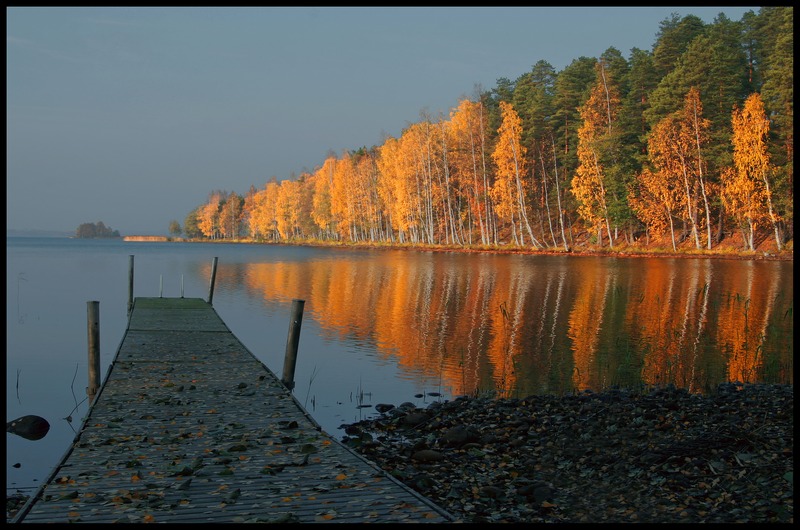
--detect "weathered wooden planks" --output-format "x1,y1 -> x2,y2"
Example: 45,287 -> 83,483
13,297 -> 453,523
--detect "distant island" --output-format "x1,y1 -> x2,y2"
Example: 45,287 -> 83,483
76,221 -> 121,239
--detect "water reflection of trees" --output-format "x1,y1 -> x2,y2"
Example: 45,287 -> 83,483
238,254 -> 792,397
625,259 -> 713,392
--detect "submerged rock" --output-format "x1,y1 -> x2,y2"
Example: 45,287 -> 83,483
6,415 -> 50,441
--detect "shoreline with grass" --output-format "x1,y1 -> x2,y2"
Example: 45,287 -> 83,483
154,235 -> 794,262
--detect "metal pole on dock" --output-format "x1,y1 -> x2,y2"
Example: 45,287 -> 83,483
128,255 -> 134,315
281,299 -> 305,391
208,256 -> 219,305
87,301 -> 100,402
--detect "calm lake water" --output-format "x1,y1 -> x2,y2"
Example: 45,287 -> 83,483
6,237 -> 794,493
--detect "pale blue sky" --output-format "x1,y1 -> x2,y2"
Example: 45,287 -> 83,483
7,6 -> 758,235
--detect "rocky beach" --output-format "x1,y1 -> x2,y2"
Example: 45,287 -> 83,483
341,383 -> 793,524
8,383 -> 792,523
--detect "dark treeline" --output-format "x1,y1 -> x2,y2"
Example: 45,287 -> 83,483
75,221 -> 120,239
178,8 -> 793,254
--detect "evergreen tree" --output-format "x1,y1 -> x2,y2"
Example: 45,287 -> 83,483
183,209 -> 202,239
652,13 -> 706,77
621,48 -> 659,171
512,60 -> 557,152
484,76 -> 515,146
168,220 -> 182,237
748,7 -> 793,237
647,15 -> 750,172
553,57 -> 597,183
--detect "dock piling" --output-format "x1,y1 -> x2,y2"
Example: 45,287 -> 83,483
87,301 -> 100,401
208,257 -> 219,305
128,255 -> 134,315
281,299 -> 305,391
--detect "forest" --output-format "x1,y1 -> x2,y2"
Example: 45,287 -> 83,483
177,8 -> 793,255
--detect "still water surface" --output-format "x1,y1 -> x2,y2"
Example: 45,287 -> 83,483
6,237 -> 793,492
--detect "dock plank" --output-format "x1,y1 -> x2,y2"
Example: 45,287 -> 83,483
13,298 -> 453,523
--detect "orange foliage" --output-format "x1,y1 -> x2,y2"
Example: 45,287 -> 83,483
197,192 -> 222,239
722,92 -> 781,250
570,62 -> 619,243
276,179 -> 300,240
490,101 -> 541,246
247,181 -> 280,239
311,157 -> 337,237
447,99 -> 492,245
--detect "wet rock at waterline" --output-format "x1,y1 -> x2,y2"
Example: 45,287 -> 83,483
6,415 -> 50,441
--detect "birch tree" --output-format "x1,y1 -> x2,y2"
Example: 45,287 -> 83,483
311,157 -> 337,240
197,192 -> 223,239
490,101 -> 542,247
721,93 -> 783,250
447,98 -> 492,245
682,88 -> 715,249
570,62 -> 617,248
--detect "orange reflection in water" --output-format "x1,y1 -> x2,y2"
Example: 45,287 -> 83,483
713,260 -> 787,384
623,258 -> 713,392
237,252 -> 792,398
567,259 -> 613,392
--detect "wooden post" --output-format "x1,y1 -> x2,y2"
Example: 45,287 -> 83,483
208,257 -> 219,305
159,275 -> 163,298
281,299 -> 305,391
181,275 -> 184,298
128,255 -> 134,315
87,301 -> 100,402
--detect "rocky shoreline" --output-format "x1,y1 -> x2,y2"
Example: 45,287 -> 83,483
340,383 -> 793,524
8,383 -> 792,523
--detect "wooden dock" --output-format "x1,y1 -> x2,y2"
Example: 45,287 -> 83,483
12,297 -> 454,523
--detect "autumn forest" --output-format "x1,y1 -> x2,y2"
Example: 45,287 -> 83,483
177,8 -> 793,255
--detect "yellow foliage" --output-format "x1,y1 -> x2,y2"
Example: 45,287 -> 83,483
721,93 -> 778,250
